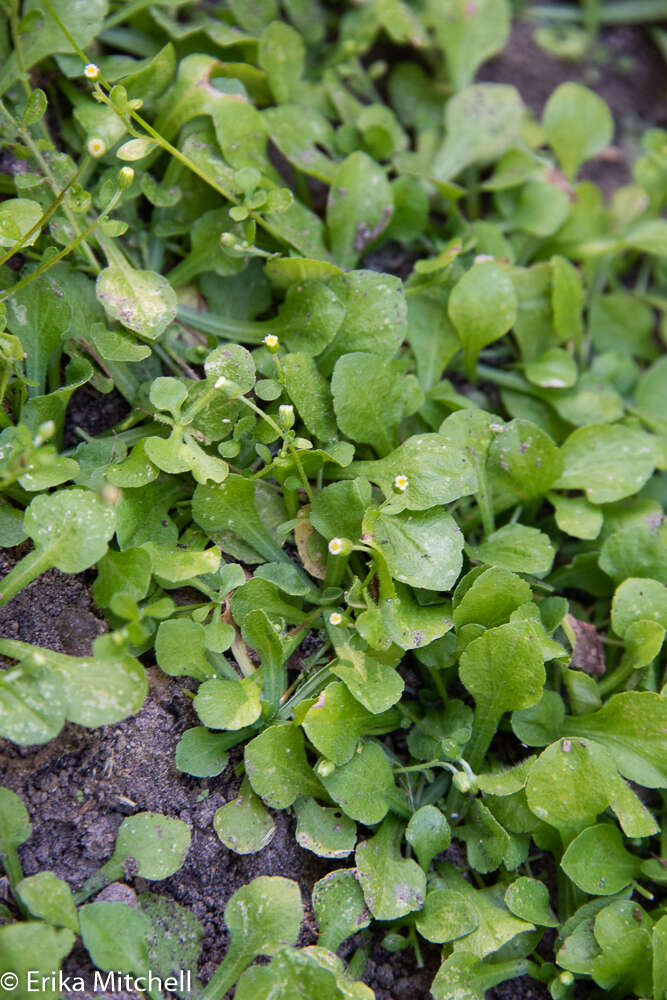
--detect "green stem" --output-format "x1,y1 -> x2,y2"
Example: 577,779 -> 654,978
475,461 -> 495,537
0,549 -> 52,608
0,190 -> 123,304
177,306 -> 269,343
596,659 -> 635,697
199,953 -> 247,1000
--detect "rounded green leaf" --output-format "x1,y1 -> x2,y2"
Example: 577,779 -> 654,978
504,877 -> 557,926
312,870 -> 370,952
556,425 -> 656,504
245,725 -> 323,809
194,677 -> 261,731
205,344 -> 256,393
326,152 -> 393,268
79,901 -> 150,975
294,797 -> 357,858
17,872 -> 78,932
0,198 -> 42,249
0,788 -> 32,854
102,813 -> 191,881
25,489 -> 116,574
471,524 -> 555,576
561,824 -> 641,895
175,727 -> 229,777
416,888 -> 478,944
369,507 -> 464,591
543,83 -> 613,180
96,264 -> 178,340
448,260 -> 518,380
0,665 -> 67,746
355,817 -> 426,921
214,778 -> 276,854
525,348 -> 577,389
460,621 -> 546,719
611,578 -> 667,637
525,739 -> 615,835
0,922 -> 75,1000
406,805 -> 451,872
318,740 -> 394,825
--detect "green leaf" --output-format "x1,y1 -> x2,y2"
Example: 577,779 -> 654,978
457,799 -> 510,874
406,805 -> 451,871
313,870 -> 370,952
427,0 -> 510,91
293,797 -> 357,858
611,578 -> 667,637
332,352 -> 423,456
24,488 -> 115,574
212,876 -> 303,990
453,566 -> 532,629
448,261 -> 518,381
460,622 -> 546,768
303,682 -> 382,766
562,691 -> 667,788
100,813 -> 191,881
332,639 -> 404,713
511,688 -> 565,747
97,262 -> 178,341
549,493 -> 602,540
561,824 -> 642,895
0,198 -> 43,249
347,434 -> 478,511
599,522 -> 667,585
79,901 -> 150,975
318,740 -> 395,825
259,20 -> 304,103
326,152 -> 393,268
193,475 -> 288,565
0,923 -> 75,1000
0,787 -> 32,855
525,739 -> 616,836
6,273 -> 71,397
525,348 -> 577,389
283,353 -> 337,441
366,507 -> 464,590
175,727 -> 229,778
321,270 -> 408,366
16,872 -> 78,932
245,725 -> 323,808
470,524 -> 555,576
543,83 -> 614,180
488,419 -> 563,503
92,547 -> 152,608
141,542 -> 221,583
355,816 -> 426,921
214,777 -> 276,854
504,877 -> 557,927
194,677 -> 262,731
138,893 -> 204,995
0,658 -> 69,745
433,84 -> 525,181
552,255 -> 584,349
156,618 -> 215,681
620,619 -> 665,671
416,889 -> 479,944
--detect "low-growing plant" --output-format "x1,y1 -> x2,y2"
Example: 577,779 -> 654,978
0,0 -> 665,997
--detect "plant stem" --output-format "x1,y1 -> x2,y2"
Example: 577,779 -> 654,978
0,549 -> 53,609
525,1 -> 667,23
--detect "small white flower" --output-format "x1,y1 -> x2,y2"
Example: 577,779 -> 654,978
328,537 -> 344,555
279,404 -> 293,419
474,253 -> 494,263
263,333 -> 279,350
394,474 -> 409,492
87,137 -> 107,158
329,612 -> 343,626
84,63 -> 100,80
489,423 -> 505,433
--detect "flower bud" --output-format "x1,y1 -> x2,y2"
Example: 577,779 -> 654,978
117,166 -> 134,189
278,404 -> 295,430
316,758 -> 335,778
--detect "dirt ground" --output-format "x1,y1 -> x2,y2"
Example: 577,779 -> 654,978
1,16 -> 665,1000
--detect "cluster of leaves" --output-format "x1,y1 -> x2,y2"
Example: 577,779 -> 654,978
0,1 -> 666,998
0,786 -> 372,1000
